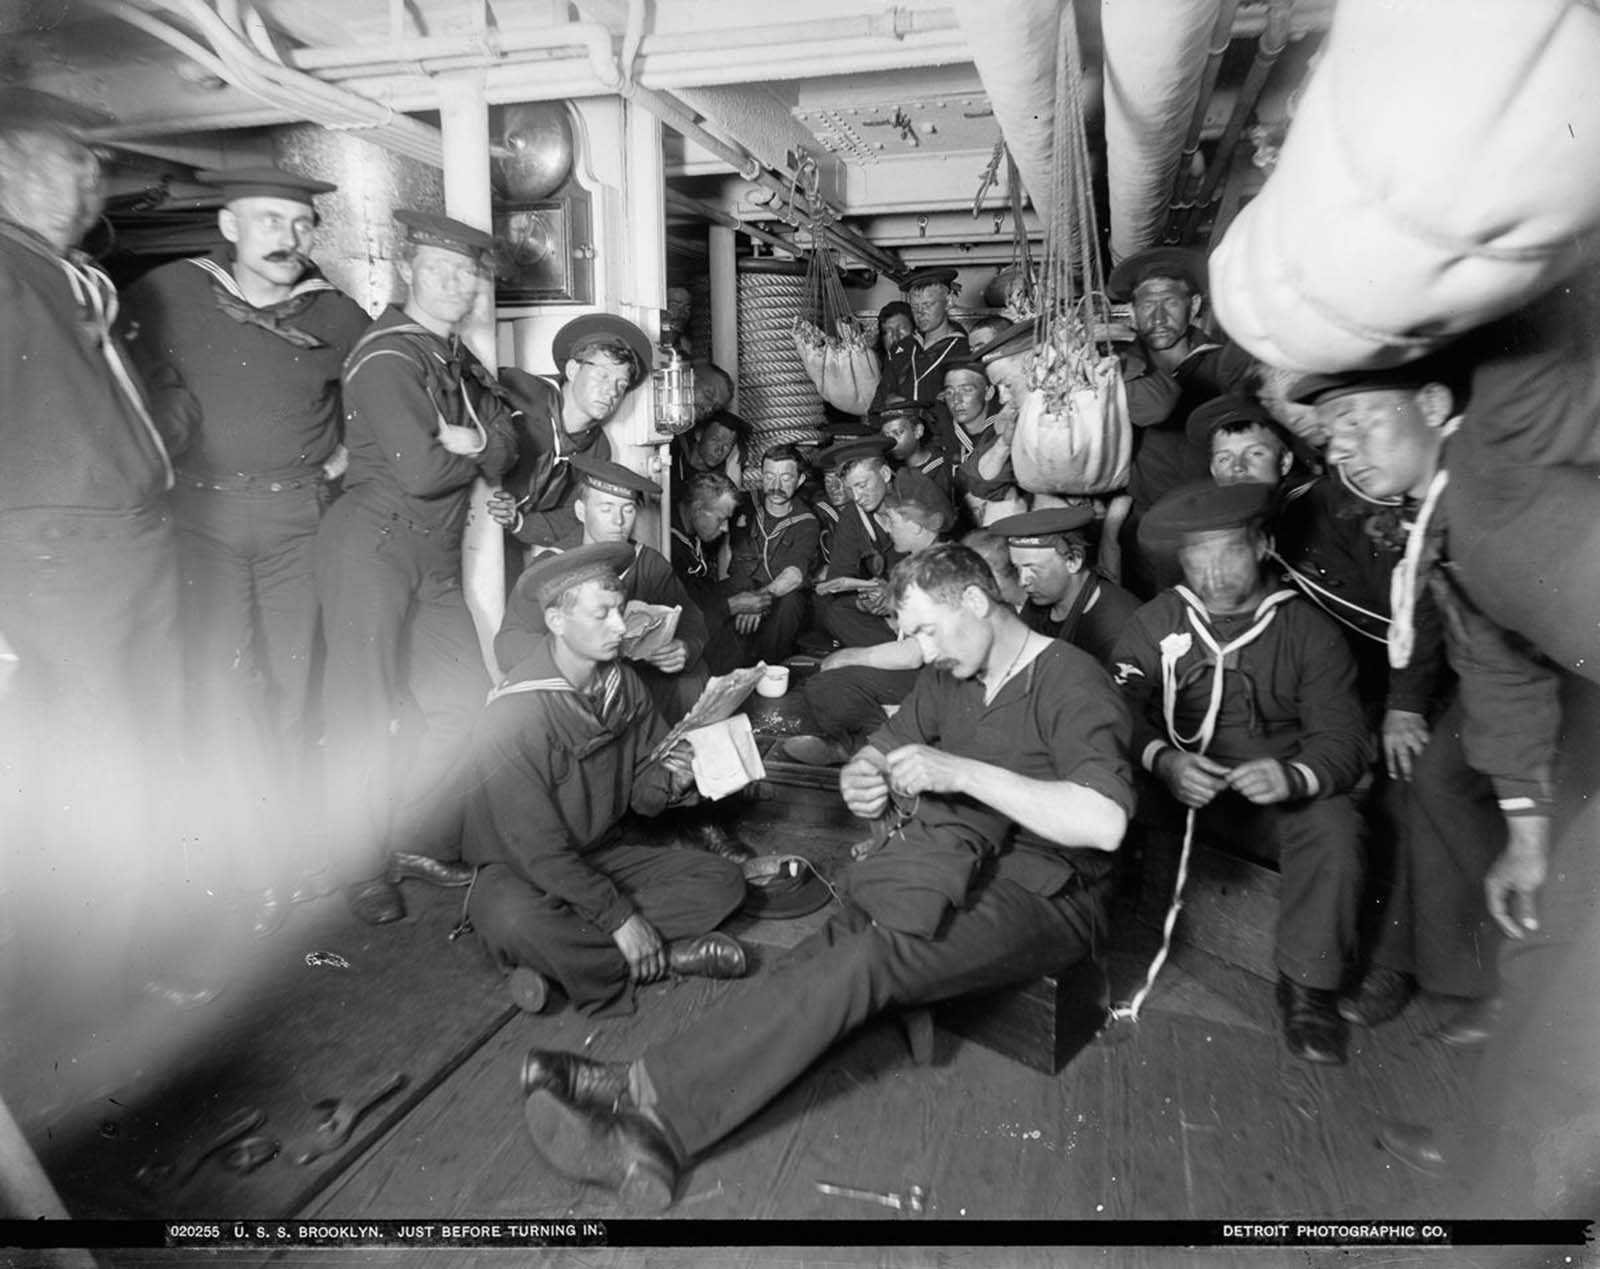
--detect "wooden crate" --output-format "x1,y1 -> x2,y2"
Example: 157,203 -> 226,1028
1136,830 -> 1281,983
908,958 -> 1110,1075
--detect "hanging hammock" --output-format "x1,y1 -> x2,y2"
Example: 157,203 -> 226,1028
1010,2 -> 1132,497
793,226 -> 881,416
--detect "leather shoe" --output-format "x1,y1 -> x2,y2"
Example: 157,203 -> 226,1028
1338,966 -> 1415,1027
688,821 -> 755,864
521,1048 -> 631,1112
1277,975 -> 1347,1065
388,852 -> 476,888
1376,1120 -> 1449,1177
1432,995 -> 1501,1050
345,878 -> 405,925
521,1087 -> 678,1212
667,932 -> 747,979
776,735 -> 850,767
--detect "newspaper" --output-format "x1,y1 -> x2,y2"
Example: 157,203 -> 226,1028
619,600 -> 681,660
683,713 -> 767,800
645,662 -> 768,768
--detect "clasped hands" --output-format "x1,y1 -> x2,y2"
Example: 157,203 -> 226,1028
841,744 -> 968,820
1156,750 -> 1293,809
728,589 -> 772,634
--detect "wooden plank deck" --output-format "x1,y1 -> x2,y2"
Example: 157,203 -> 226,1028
9,779 -> 1514,1269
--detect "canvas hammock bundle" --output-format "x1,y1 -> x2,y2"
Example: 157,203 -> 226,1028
1011,2 -> 1132,497
793,228 -> 881,416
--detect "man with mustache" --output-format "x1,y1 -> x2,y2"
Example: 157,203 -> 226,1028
488,313 -> 653,552
461,544 -> 748,1017
119,167 -> 370,936
314,210 -> 519,926
1105,248 -> 1253,598
721,444 -> 819,666
514,543 -> 1133,1209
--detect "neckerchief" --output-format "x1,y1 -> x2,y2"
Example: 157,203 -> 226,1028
487,645 -> 637,760
1387,430 -> 1458,669
1161,586 -> 1298,755
671,523 -> 709,579
345,318 -> 496,454
189,256 -> 334,349
51,238 -> 175,491
751,501 -> 816,582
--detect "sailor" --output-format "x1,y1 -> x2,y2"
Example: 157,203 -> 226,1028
462,544 -> 749,1016
1112,481 -> 1371,1064
314,209 -> 518,926
496,454 -> 709,725
988,505 -> 1139,669
812,434 -> 901,648
488,313 -> 654,551
780,468 -> 958,766
119,165 -> 370,932
721,443 -> 820,666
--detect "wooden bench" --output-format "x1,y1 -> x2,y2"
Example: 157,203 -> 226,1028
900,958 -> 1109,1075
1133,828 -> 1282,983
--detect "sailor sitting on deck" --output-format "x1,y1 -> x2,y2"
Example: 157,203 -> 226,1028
461,544 -> 749,1017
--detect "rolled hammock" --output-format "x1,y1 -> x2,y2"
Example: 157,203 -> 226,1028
1209,0 -> 1600,373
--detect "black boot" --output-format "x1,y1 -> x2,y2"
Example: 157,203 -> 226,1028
1277,974 -> 1347,1064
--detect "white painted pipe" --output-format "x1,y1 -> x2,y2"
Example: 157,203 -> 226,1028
1101,0 -> 1221,261
951,0 -> 1064,228
1210,0 -> 1600,372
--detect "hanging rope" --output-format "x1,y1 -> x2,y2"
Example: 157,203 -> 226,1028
793,193 -> 880,414
1011,1 -> 1132,497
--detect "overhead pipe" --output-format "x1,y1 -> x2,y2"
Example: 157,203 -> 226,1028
1161,0 -> 1240,242
666,188 -> 801,258
90,0 -> 445,166
618,81 -> 906,279
1102,0 -> 1222,260
949,0 -> 1064,228
1174,0 -> 1290,241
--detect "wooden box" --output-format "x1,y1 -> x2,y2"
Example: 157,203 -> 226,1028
916,958 -> 1110,1075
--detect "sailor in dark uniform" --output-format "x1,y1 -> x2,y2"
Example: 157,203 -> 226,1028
313,210 -> 518,926
873,266 -> 970,431
1286,346 -> 1599,1213
876,397 -> 952,503
487,313 -> 654,551
1107,248 -> 1253,598
1113,482 -> 1372,1065
668,468 -> 741,674
722,443 -> 820,666
119,166 -> 370,931
813,434 -> 902,648
780,468 -> 958,766
462,544 -> 749,1018
496,455 -> 709,725
988,505 -> 1139,669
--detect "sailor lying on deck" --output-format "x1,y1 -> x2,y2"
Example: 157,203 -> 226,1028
516,542 -> 1134,1210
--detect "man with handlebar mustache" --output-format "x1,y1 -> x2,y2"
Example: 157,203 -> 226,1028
119,167 -> 370,937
